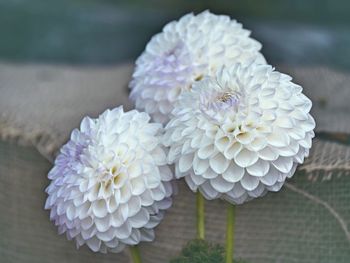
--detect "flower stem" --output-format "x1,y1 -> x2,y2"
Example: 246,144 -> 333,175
129,245 -> 142,263
225,203 -> 235,263
196,191 -> 205,239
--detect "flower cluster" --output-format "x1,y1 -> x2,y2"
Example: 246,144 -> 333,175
45,10 -> 315,256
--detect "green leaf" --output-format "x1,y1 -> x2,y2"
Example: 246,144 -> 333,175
169,239 -> 249,263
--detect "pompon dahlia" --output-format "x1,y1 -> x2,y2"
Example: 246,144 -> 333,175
45,107 -> 173,253
163,62 -> 315,204
130,10 -> 266,124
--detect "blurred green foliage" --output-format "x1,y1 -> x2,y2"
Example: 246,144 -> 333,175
170,239 -> 225,263
0,0 -> 349,68
115,0 -> 350,24
170,239 -> 249,263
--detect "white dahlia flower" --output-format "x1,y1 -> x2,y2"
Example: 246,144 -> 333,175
130,10 -> 266,124
163,62 -> 315,204
45,107 -> 173,253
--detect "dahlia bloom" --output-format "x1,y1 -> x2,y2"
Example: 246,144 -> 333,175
45,107 -> 173,253
130,10 -> 266,124
163,62 -> 315,204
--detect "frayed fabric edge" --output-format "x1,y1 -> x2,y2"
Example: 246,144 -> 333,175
1,116 -> 350,182
0,117 -> 63,163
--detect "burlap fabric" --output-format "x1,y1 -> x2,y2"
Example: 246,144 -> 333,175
0,62 -> 349,262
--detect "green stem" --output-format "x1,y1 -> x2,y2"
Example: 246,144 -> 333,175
129,245 -> 142,263
196,191 -> 205,239
225,203 -> 235,263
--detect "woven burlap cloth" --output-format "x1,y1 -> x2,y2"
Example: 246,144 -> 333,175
0,62 -> 349,263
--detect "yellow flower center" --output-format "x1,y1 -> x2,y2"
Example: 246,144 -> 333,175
217,92 -> 234,103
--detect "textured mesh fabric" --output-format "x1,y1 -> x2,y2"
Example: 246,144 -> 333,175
0,62 -> 349,262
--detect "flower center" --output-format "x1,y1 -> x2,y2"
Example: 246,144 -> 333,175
211,91 -> 241,111
158,42 -> 186,68
98,165 -> 120,185
198,89 -> 245,123
152,41 -> 195,89
217,92 -> 235,103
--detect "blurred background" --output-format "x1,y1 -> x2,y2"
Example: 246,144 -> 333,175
1,0 -> 349,69
1,1 -> 350,263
